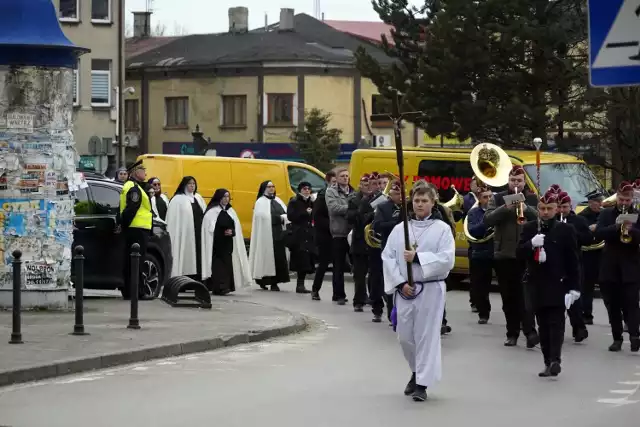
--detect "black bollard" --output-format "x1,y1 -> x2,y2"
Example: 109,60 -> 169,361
9,250 -> 23,344
127,243 -> 141,330
71,246 -> 89,336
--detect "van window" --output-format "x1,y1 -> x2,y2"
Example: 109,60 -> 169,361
287,166 -> 326,193
524,163 -> 605,205
417,160 -> 475,201
90,184 -> 121,215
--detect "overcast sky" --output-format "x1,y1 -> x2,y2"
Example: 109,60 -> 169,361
125,0 -> 419,35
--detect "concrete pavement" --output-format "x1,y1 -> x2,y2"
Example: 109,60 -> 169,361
0,280 -> 638,427
0,298 -> 306,387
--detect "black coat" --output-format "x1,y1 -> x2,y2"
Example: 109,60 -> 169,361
518,219 -> 580,308
372,200 -> 402,250
563,212 -> 593,248
594,206 -> 640,284
312,188 -> 331,247
287,195 -> 316,273
347,191 -> 374,255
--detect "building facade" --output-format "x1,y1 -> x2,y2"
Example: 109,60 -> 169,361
124,9 -> 423,157
53,0 -> 120,171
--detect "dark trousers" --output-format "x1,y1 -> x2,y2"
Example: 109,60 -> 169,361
568,299 -> 587,334
368,251 -> 385,316
581,251 -> 600,321
352,253 -> 369,306
331,237 -> 350,300
123,227 -> 150,297
600,282 -> 640,341
312,235 -> 332,293
495,258 -> 536,339
536,306 -> 566,366
470,258 -> 493,319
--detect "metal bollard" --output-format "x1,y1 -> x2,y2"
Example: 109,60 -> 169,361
9,250 -> 23,344
71,246 -> 89,336
127,243 -> 141,330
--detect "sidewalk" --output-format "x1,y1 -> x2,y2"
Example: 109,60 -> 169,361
0,298 -> 307,387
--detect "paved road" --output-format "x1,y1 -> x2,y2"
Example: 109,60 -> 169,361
1,281 -> 639,427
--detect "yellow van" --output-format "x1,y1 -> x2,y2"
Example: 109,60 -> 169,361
349,147 -> 607,280
137,154 -> 327,237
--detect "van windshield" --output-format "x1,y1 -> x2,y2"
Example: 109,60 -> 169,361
287,166 -> 327,193
523,163 -> 605,205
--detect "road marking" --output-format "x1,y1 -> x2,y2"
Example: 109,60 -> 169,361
55,376 -> 104,384
609,389 -> 637,394
132,366 -> 149,371
156,361 -> 177,366
599,371 -> 640,407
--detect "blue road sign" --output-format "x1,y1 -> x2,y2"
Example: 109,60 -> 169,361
588,0 -> 640,87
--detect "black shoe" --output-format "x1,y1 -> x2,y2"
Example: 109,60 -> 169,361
441,325 -> 452,335
526,333 -> 540,349
296,287 -> 311,294
259,284 -> 268,290
549,361 -> 561,377
538,366 -> 552,377
631,337 -> 640,352
270,285 -> 280,292
404,373 -> 416,395
574,328 -> 588,343
139,294 -> 154,301
336,299 -> 346,306
412,385 -> 427,402
311,291 -> 321,301
354,305 -> 364,312
478,318 -> 489,325
609,340 -> 623,352
372,315 -> 382,323
504,337 -> 518,347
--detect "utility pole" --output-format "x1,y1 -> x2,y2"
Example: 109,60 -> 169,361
117,0 -> 125,168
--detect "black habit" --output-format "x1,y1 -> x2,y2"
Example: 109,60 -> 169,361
287,194 -> 316,274
208,207 -> 236,295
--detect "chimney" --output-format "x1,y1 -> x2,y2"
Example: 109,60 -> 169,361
228,7 -> 249,33
132,11 -> 152,38
279,8 -> 294,31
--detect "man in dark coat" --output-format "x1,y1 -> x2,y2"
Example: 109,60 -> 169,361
311,171 -> 337,300
484,165 -> 540,348
594,181 -> 640,353
518,189 -> 580,377
557,191 -> 590,343
578,190 -> 604,324
347,174 -> 374,311
287,181 -> 315,294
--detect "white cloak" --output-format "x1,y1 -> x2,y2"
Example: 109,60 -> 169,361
151,193 -> 170,223
166,193 -> 206,277
382,218 -> 455,388
200,205 -> 251,288
248,195 -> 287,280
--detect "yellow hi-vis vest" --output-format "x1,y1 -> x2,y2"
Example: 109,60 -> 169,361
120,180 -> 153,230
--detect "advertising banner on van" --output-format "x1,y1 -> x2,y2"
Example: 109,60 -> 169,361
403,175 -> 473,192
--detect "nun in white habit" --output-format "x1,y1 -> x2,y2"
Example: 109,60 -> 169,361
248,180 -> 290,291
201,188 -> 251,295
382,180 -> 455,402
166,176 -> 207,278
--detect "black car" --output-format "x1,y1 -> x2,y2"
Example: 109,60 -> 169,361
72,175 -> 172,298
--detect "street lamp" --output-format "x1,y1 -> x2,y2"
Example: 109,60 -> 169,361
0,0 -> 88,309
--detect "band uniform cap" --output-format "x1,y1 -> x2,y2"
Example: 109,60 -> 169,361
547,184 -> 562,194
557,191 -> 571,205
633,179 -> 640,189
540,190 -> 558,204
360,173 -> 371,182
510,165 -> 525,176
617,181 -> 634,194
390,181 -> 401,192
585,190 -> 604,201
126,160 -> 145,174
370,171 -> 380,179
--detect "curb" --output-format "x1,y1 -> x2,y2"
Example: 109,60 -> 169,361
0,314 -> 308,388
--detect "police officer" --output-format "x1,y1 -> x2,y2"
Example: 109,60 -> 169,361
119,160 -> 153,300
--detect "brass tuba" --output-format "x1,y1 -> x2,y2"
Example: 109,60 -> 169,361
364,177 -> 396,248
463,143 -> 512,243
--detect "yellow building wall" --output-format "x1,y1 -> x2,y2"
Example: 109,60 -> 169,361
361,78 -> 422,147
144,77 -> 259,153
304,75 -> 355,143
262,76 -> 298,143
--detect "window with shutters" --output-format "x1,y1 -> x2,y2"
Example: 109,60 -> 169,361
125,99 -> 139,131
91,59 -> 111,107
165,97 -> 189,128
91,0 -> 111,23
267,94 -> 294,126
72,69 -> 79,106
222,95 -> 247,127
59,0 -> 80,21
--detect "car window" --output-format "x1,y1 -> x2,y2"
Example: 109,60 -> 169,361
90,184 -> 121,215
74,188 -> 92,215
287,166 -> 326,193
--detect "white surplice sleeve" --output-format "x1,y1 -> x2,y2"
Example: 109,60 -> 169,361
415,223 -> 455,280
382,224 -> 406,294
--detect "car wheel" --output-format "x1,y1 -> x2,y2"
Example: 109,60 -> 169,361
142,253 -> 163,298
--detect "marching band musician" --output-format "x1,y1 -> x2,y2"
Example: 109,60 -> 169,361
382,180 -> 455,402
347,174 -> 374,312
484,165 -> 540,347
466,184 -> 494,324
372,181 -> 403,323
594,181 -> 640,353
517,189 -> 580,378
556,191 -> 590,343
578,190 -> 604,325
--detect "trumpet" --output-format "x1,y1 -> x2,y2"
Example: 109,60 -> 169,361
620,205 -> 633,244
515,188 -> 526,225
